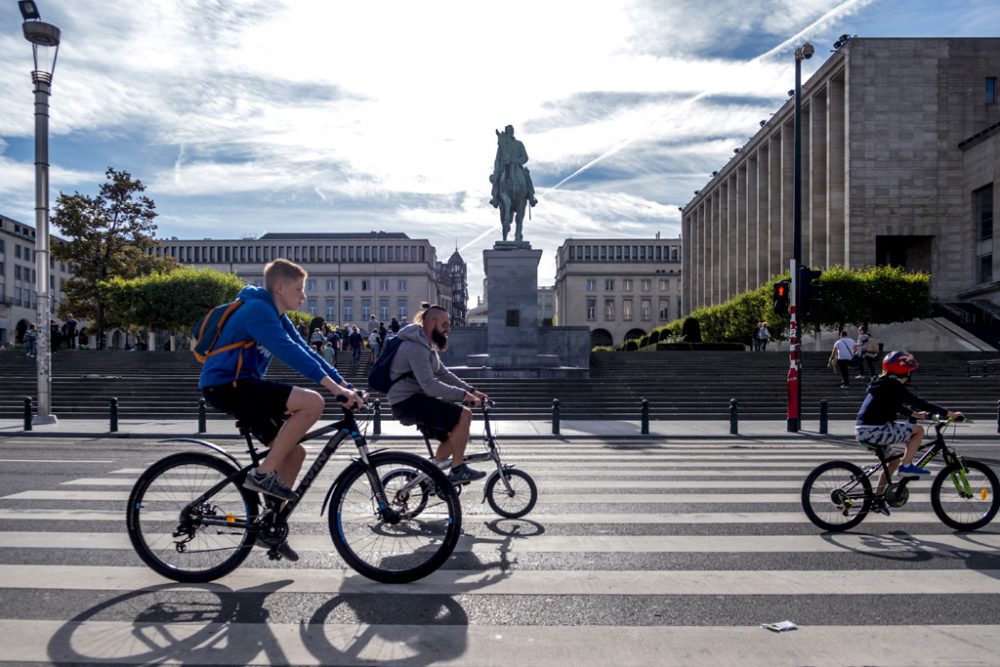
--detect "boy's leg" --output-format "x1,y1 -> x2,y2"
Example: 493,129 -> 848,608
256,387 -> 324,485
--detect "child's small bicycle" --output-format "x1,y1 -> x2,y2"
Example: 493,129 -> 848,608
386,400 -> 538,519
802,417 -> 1000,531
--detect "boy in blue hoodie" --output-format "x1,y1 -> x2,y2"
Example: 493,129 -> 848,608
200,259 -> 362,514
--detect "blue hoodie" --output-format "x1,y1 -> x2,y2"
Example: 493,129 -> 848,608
198,285 -> 344,388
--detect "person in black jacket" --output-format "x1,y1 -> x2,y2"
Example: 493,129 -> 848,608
855,351 -> 963,515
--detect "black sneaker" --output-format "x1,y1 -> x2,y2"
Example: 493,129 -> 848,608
256,536 -> 299,562
448,464 -> 486,484
874,498 -> 892,517
244,470 -> 297,501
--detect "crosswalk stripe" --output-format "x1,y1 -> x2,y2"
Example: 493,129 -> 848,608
3,619 -> 999,667
3,531 -> 999,553
3,564 -> 999,596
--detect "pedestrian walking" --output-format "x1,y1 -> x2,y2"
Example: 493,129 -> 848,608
830,330 -> 857,388
24,324 -> 37,358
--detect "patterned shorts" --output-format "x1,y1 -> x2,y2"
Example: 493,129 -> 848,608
855,421 -> 913,456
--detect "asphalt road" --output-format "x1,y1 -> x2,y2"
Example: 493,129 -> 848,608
1,434 -> 999,666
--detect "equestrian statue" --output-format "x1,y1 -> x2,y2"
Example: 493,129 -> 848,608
489,124 -> 537,243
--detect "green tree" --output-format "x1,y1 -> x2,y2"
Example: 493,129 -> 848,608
51,167 -> 176,348
98,268 -> 243,344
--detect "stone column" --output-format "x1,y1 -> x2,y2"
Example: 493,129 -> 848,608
737,164 -> 748,293
711,189 -> 722,305
809,88 -> 828,269
756,146 -> 769,284
718,183 -> 729,304
780,121 -> 795,273
768,133 -> 783,278
827,72 -> 847,267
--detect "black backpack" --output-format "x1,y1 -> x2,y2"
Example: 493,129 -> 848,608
367,335 -> 413,393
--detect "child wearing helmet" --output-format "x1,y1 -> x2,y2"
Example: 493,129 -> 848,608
855,351 -> 963,515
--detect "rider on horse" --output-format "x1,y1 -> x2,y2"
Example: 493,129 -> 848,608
489,125 -> 538,208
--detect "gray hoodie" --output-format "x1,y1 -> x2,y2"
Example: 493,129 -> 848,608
386,323 -> 472,406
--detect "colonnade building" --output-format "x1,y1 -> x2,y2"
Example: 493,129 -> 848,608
681,38 -> 1000,315
553,237 -> 682,347
155,232 -> 468,326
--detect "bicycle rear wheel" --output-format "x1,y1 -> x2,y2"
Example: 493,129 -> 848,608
328,451 -> 461,584
127,452 -> 259,582
801,460 -> 872,531
486,468 -> 537,519
930,460 -> 1000,531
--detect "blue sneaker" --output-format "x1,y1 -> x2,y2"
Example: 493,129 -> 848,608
898,463 -> 930,476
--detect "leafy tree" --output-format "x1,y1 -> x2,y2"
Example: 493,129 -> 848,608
99,268 -> 243,344
51,167 -> 176,348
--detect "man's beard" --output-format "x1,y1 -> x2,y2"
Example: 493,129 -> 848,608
431,328 -> 448,351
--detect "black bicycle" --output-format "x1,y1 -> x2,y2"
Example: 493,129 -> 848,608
802,417 -> 1000,531
126,396 -> 462,584
386,400 -> 538,519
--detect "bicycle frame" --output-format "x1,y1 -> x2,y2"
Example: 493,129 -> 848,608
857,420 -> 970,497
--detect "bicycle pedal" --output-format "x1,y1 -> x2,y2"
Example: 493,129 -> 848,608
266,547 -> 283,561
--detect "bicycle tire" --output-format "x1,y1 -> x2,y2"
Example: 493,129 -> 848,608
127,452 -> 259,583
930,459 -> 1000,531
379,468 -> 431,518
328,451 -> 461,584
485,468 -> 537,519
801,460 -> 872,531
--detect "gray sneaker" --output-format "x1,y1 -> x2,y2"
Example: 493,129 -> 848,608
448,464 -> 486,484
244,470 -> 297,501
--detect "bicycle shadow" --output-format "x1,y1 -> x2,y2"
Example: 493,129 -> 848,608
46,579 -> 295,666
820,529 -> 1000,570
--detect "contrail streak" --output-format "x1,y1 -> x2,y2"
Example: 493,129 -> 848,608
459,0 -> 876,255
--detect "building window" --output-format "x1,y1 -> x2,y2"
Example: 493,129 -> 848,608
975,184 -> 993,284
641,278 -> 651,292
397,299 -> 408,318
398,279 -> 407,291
361,298 -> 372,319
306,279 -> 316,292
586,298 -> 596,321
307,298 -> 318,315
623,279 -> 633,292
361,279 -> 371,292
343,279 -> 352,291
604,298 -> 615,321
379,299 -> 390,320
604,279 -> 614,291
326,279 -> 335,291
586,278 -> 596,291
659,279 -> 668,291
379,278 -> 390,291
326,300 -> 336,321
641,299 -> 652,321
659,299 -> 670,321
987,77 -> 998,105
622,299 -> 633,321
343,299 -> 354,321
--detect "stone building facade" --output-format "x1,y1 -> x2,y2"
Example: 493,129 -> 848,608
155,232 -> 465,326
681,38 -> 1000,314
553,237 -> 682,347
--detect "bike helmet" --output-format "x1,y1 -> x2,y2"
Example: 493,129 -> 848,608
882,350 -> 918,376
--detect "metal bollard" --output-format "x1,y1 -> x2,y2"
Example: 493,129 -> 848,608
373,399 -> 382,436
819,399 -> 829,434
110,397 -> 119,433
729,398 -> 738,435
198,397 -> 207,433
641,398 -> 649,435
23,396 -> 32,431
552,398 -> 560,435
996,399 -> 999,434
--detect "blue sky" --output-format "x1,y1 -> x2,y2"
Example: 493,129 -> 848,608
0,0 -> 997,303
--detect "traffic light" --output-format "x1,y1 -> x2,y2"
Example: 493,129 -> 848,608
798,266 -> 823,319
772,280 -> 790,316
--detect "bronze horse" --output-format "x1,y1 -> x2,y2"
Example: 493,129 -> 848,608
496,161 -> 528,243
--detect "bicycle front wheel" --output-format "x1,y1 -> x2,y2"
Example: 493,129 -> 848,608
126,452 -> 259,583
486,468 -> 537,519
930,459 -> 1000,531
801,460 -> 872,531
329,451 -> 462,584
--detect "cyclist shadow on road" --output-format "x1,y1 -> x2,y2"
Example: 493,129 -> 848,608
46,579 -> 297,666
820,529 -> 1000,571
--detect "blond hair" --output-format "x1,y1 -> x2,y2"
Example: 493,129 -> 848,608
263,258 -> 307,292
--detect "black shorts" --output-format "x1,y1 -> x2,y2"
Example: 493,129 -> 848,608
391,393 -> 464,442
202,378 -> 293,445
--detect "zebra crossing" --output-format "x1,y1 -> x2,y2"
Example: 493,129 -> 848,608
1,436 -> 999,665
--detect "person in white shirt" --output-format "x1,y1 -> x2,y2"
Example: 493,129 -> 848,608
829,330 -> 857,388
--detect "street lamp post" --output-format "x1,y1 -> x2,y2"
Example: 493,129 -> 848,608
20,0 -> 60,425
786,42 -> 813,433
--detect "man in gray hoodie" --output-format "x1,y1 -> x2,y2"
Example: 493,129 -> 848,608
387,305 -> 489,483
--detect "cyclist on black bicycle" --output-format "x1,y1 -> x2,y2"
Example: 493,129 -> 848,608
855,350 -> 962,515
386,304 -> 489,483
200,259 -> 363,557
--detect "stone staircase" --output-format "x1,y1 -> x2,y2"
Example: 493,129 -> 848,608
0,349 -> 997,423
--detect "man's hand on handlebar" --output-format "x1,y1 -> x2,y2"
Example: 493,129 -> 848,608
336,386 -> 365,411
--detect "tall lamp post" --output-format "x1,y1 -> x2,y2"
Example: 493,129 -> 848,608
20,0 -> 60,425
786,41 -> 813,432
